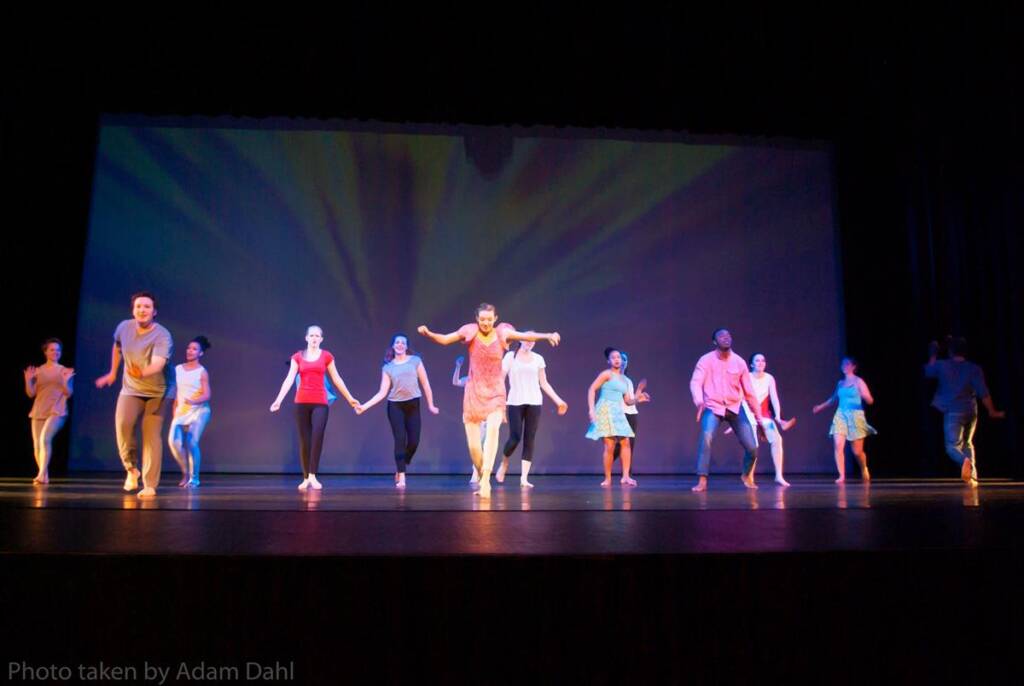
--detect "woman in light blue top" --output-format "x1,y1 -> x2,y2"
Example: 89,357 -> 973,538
587,347 -> 647,487
813,356 -> 876,483
357,334 -> 439,488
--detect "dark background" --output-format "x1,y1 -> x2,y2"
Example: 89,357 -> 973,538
3,9 -> 1022,479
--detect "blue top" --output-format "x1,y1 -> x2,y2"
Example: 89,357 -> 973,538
925,359 -> 989,414
836,382 -> 863,411
597,373 -> 629,405
384,356 -> 423,402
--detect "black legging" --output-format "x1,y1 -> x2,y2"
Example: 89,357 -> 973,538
503,404 -> 542,462
612,413 -> 638,462
387,398 -> 421,473
295,403 -> 329,477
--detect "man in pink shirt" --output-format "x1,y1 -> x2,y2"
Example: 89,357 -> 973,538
689,328 -> 763,492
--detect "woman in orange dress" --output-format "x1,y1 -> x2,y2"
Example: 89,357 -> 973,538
418,303 -> 560,498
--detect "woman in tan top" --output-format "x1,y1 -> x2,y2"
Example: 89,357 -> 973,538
24,338 -> 74,484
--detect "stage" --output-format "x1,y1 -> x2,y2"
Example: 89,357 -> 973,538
3,473 -> 1023,682
2,474 -> 1022,556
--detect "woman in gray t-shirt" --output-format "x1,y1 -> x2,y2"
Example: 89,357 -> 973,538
356,334 -> 439,488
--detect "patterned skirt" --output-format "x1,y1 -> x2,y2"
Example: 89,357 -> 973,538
586,398 -> 635,440
829,409 -> 877,441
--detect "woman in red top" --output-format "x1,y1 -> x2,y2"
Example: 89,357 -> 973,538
270,325 -> 360,490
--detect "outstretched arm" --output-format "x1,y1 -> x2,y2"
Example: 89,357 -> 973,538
813,385 -> 838,414
327,361 -> 359,407
357,371 -> 391,414
740,368 -> 764,422
24,367 -> 37,398
587,370 -> 611,423
452,357 -> 467,387
505,329 -> 561,347
981,396 -> 1005,419
271,359 -> 299,411
538,368 -> 568,414
769,375 -> 782,419
418,325 -> 463,346
857,377 -> 874,405
131,355 -> 167,379
60,369 -> 75,398
96,344 -> 122,388
417,363 -> 439,414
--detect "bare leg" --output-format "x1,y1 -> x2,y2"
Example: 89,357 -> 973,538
833,434 -> 847,483
31,419 -> 45,480
764,420 -> 790,487
496,457 -> 510,483
520,459 -> 534,488
851,439 -> 869,481
464,422 -> 484,475
619,439 -> 637,486
601,438 -> 614,486
478,411 -> 502,498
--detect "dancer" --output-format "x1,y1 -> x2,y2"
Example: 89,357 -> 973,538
813,356 -> 876,483
24,338 -> 74,484
355,334 -> 439,489
612,351 -> 650,466
496,338 -> 569,488
95,291 -> 173,498
739,353 -> 796,487
418,303 -> 560,498
689,328 -> 763,492
925,337 -> 1004,486
270,325 -> 360,491
587,347 -> 646,487
454,356 -> 490,485
168,336 -> 212,488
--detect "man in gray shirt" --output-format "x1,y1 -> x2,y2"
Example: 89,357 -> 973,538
925,337 -> 1004,486
95,291 -> 174,498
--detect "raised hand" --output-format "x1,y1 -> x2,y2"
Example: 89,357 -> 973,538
23,366 -> 37,382
417,325 -> 431,337
548,332 -> 561,347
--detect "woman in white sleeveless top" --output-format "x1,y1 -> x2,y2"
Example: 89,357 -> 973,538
168,336 -> 212,487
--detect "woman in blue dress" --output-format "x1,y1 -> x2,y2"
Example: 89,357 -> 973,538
813,356 -> 876,483
587,347 -> 648,487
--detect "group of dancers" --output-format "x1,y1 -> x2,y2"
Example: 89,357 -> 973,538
23,294 -> 1005,497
